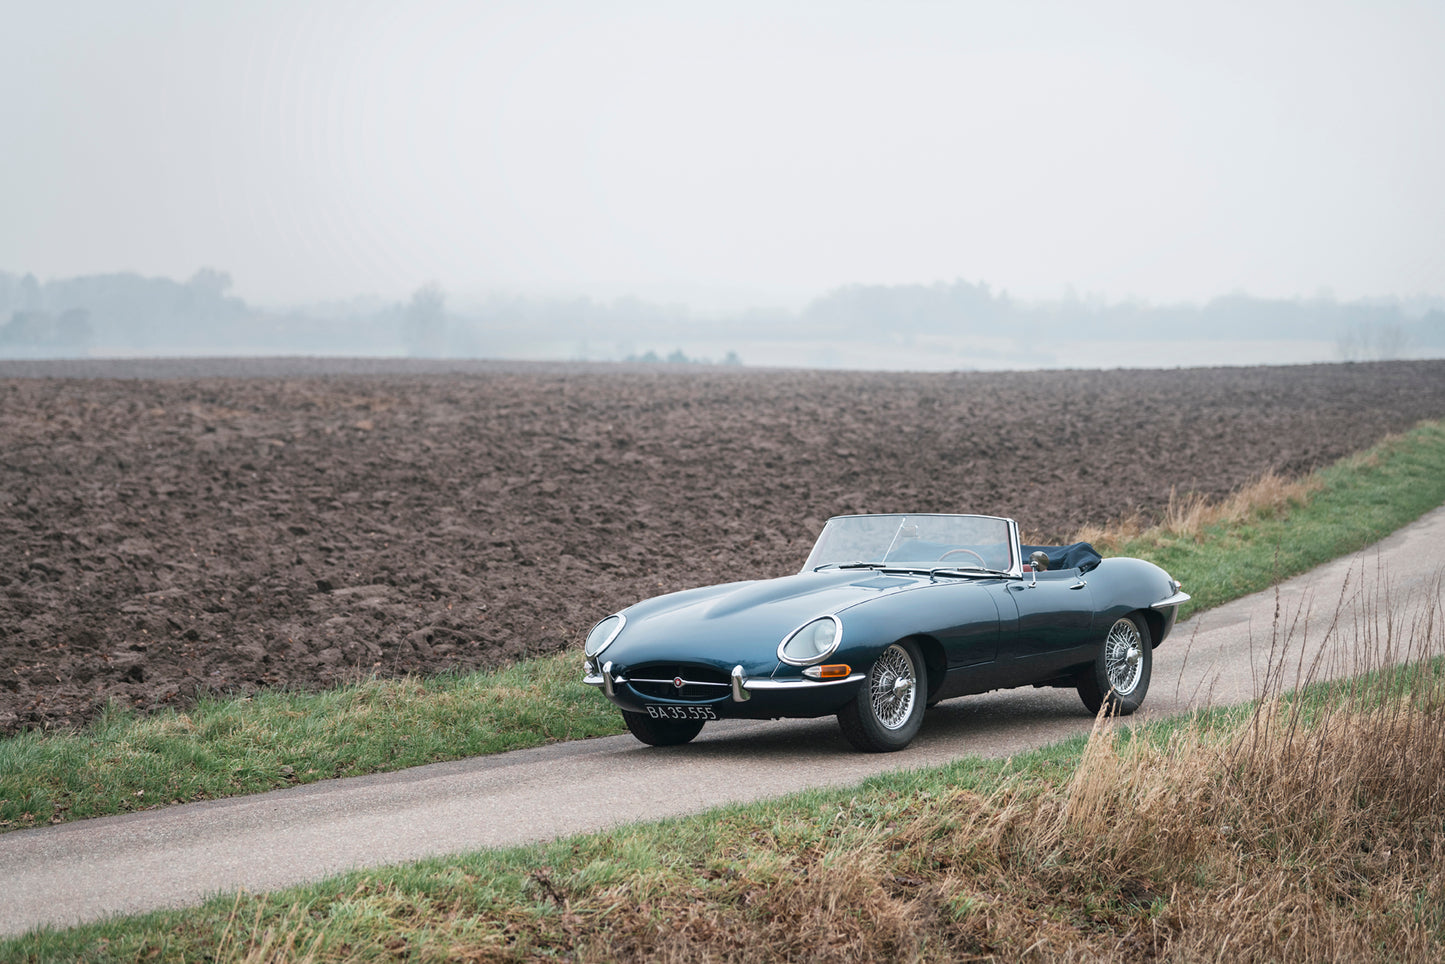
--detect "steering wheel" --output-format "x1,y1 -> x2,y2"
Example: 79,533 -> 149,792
937,547 -> 988,567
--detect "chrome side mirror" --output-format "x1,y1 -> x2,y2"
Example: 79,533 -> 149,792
1028,550 -> 1049,587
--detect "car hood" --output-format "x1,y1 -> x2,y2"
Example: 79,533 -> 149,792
605,569 -> 937,670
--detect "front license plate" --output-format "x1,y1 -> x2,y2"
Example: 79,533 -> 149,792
644,705 -> 718,721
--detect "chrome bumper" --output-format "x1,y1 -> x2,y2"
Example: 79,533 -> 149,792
584,660 -> 864,703
1150,591 -> 1191,610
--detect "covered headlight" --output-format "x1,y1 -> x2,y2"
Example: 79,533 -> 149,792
584,614 -> 625,658
779,616 -> 842,665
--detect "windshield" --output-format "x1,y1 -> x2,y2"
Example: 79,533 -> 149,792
803,514 -> 1016,574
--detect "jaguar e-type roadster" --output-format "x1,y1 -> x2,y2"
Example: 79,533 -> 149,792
583,513 -> 1189,752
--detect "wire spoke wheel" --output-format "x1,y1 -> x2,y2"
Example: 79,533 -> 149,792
869,644 -> 917,729
838,639 -> 927,752
1077,613 -> 1152,716
1103,618 -> 1145,696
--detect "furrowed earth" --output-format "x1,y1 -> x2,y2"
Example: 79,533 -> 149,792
2,358 -> 1444,734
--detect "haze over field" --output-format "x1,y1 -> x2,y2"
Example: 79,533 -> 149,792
2,1 -> 1442,369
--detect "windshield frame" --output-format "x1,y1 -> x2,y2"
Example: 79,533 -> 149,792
802,513 -> 1023,578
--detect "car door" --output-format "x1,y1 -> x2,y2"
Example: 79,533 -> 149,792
995,570 -> 1096,669
935,580 -> 1006,669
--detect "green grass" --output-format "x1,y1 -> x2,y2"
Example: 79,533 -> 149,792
2,419 -> 1444,834
0,653 -> 620,831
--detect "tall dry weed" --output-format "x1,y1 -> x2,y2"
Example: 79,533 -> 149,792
990,573 -> 1445,961
1078,468 -> 1323,550
1072,513 -> 1148,555
836,570 -> 1442,962
1162,470 -> 1323,540
214,897 -> 324,964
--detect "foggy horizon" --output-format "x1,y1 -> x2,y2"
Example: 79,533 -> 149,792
3,1 -> 1443,315
4,263 -> 1441,371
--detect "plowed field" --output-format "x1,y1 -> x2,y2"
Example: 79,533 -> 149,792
3,358 -> 1443,733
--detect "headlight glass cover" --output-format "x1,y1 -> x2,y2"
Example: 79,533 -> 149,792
779,616 -> 842,665
585,614 -> 625,657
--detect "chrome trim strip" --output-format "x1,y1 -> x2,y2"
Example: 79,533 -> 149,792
585,613 -> 627,659
1005,517 -> 1024,578
777,614 -> 843,666
745,673 -> 865,691
628,676 -> 730,688
1150,591 -> 1191,609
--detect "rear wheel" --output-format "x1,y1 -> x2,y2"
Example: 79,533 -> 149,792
621,710 -> 706,746
838,639 -> 927,752
1077,613 -> 1152,715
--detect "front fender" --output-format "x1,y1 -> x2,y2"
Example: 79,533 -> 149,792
1087,558 -> 1189,645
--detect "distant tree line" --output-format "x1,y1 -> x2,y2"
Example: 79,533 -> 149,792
623,348 -> 743,365
0,268 -> 251,356
793,279 -> 1445,354
1,268 -> 1441,362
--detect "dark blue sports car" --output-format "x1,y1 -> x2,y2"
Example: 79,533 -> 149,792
583,513 -> 1189,752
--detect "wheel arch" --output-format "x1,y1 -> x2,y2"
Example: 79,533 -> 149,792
907,632 -> 947,701
1090,557 -> 1179,649
1137,607 -> 1165,649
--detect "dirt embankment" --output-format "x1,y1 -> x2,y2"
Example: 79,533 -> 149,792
3,359 -> 1443,733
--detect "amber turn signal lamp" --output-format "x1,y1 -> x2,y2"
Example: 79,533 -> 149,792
817,664 -> 851,679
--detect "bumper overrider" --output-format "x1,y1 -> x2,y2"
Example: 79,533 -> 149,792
583,657 -> 865,717
1149,580 -> 1191,641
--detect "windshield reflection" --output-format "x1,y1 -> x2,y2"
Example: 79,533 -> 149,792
803,514 -> 1015,574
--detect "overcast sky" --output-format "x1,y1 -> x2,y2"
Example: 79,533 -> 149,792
3,1 -> 1442,308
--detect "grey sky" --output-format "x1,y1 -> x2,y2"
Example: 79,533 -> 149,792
4,0 -> 1442,308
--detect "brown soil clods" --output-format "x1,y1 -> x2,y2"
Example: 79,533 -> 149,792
2,359 -> 1443,733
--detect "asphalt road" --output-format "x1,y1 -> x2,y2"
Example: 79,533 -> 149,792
3,506 -> 1443,938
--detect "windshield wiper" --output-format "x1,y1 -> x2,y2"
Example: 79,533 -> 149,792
929,566 -> 1010,578
815,562 -> 1009,579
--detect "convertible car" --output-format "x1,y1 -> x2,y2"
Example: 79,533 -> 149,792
583,513 -> 1189,752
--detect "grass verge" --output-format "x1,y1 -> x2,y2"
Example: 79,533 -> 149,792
7,594 -> 1442,961
0,653 -> 614,831
1078,419 -> 1445,619
3,419 -> 1444,834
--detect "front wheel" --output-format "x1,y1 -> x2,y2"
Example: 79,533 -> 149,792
621,710 -> 706,747
838,639 -> 927,752
1077,613 -> 1152,715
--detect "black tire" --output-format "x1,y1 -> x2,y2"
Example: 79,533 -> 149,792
621,710 -> 706,747
838,639 -> 927,752
1077,613 -> 1152,715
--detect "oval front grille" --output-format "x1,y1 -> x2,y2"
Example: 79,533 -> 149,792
626,663 -> 731,702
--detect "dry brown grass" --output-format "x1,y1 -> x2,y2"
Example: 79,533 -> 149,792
506,673 -> 1442,961
1162,470 -> 1325,539
1071,511 -> 1149,555
1076,469 -> 1324,553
